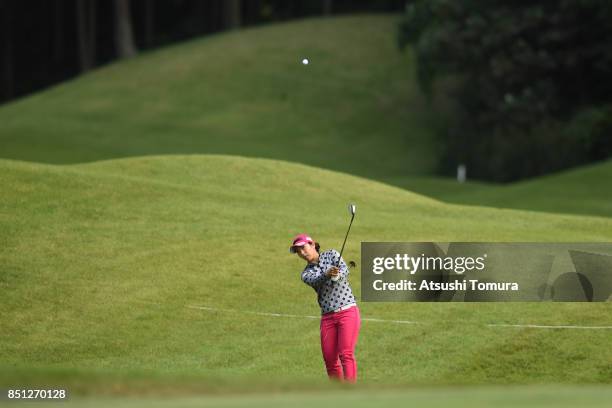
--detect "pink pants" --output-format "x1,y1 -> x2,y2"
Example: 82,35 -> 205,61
320,305 -> 361,383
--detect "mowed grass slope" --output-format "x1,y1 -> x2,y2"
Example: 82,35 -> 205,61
1,155 -> 611,392
387,159 -> 612,219
427,159 -> 612,218
0,14 -> 436,180
1,13 -> 610,220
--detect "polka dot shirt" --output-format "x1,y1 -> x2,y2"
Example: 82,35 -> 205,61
300,249 -> 357,315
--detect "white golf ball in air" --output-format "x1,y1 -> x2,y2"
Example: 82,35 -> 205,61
302,58 -> 309,65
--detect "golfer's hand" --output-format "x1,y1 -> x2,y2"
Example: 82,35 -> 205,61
326,267 -> 339,278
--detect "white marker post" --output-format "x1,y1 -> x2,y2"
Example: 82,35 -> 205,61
457,164 -> 467,183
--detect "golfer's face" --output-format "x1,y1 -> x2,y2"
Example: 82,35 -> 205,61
296,243 -> 317,263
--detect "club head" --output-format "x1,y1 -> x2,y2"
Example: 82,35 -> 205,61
348,203 -> 356,216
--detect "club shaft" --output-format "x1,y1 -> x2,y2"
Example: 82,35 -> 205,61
338,214 -> 355,266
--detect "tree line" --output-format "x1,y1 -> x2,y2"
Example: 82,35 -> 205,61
399,0 -> 612,182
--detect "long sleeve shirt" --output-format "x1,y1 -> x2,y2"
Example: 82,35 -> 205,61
301,249 -> 357,315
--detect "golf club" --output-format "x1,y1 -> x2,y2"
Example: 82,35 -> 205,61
332,203 -> 356,281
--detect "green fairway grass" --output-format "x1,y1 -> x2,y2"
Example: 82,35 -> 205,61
1,155 -> 611,393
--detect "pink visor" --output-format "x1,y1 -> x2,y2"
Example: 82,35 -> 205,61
289,233 -> 314,253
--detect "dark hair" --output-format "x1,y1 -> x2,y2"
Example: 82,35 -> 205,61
314,242 -> 320,253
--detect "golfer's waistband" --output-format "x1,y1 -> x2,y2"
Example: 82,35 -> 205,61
325,302 -> 356,314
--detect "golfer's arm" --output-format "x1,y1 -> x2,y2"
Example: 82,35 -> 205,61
332,250 -> 349,279
301,268 -> 328,288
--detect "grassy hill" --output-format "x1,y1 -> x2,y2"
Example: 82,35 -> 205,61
2,155 -> 611,395
386,159 -> 612,219
1,13 -> 610,220
423,159 -> 612,218
2,13 -> 611,406
0,14 -> 437,179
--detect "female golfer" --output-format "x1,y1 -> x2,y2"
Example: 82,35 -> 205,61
290,233 -> 361,383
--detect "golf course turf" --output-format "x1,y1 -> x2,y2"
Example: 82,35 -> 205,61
1,13 -> 610,217
1,156 -> 611,393
1,13 -> 611,407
